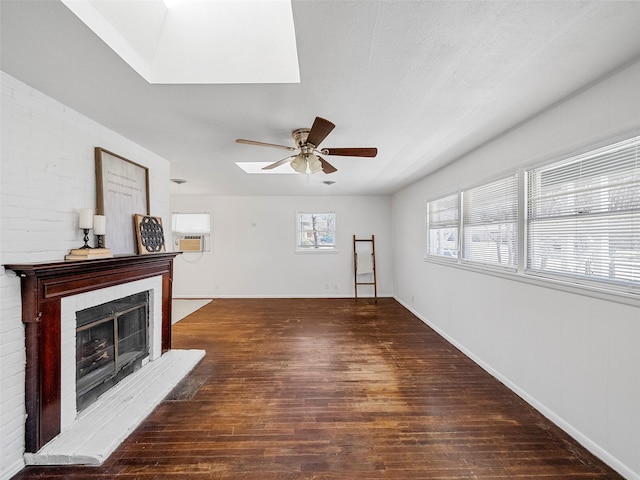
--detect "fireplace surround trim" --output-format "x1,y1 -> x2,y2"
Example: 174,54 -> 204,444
5,253 -> 179,453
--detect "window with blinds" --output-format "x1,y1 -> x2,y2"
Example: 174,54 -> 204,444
527,136 -> 640,289
462,175 -> 519,269
426,193 -> 459,259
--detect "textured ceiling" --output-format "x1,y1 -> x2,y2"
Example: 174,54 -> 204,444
2,0 -> 640,196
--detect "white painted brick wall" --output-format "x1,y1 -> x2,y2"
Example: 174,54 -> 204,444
0,72 -> 171,480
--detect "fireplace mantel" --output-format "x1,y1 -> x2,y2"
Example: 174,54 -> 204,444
5,253 -> 179,453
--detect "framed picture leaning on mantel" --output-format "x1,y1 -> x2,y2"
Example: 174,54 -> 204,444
95,147 -> 150,254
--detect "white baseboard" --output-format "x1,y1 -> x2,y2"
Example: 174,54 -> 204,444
173,294 -> 394,299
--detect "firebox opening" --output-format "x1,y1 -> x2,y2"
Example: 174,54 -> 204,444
76,291 -> 149,411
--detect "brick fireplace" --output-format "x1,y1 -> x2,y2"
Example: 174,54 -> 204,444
57,276 -> 164,435
5,254 -> 179,454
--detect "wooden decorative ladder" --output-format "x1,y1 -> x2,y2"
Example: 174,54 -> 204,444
353,235 -> 377,300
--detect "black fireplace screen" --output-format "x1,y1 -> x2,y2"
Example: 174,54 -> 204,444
76,291 -> 149,411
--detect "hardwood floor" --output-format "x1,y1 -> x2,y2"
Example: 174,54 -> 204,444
13,298 -> 623,479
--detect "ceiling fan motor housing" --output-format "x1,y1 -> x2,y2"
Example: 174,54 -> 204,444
292,128 -> 311,148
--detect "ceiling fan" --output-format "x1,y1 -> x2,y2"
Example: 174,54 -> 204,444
235,117 -> 377,174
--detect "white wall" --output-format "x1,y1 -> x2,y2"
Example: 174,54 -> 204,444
0,72 -> 171,480
392,59 -> 640,479
170,195 -> 392,298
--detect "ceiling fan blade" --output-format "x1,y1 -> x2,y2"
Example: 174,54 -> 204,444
306,117 -> 335,147
321,147 -> 378,157
236,138 -> 296,152
317,156 -> 337,174
262,156 -> 295,170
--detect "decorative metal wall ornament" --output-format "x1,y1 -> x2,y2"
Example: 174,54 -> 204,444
134,214 -> 166,254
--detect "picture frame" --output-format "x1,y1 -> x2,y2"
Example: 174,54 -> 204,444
95,147 -> 150,254
134,214 -> 166,254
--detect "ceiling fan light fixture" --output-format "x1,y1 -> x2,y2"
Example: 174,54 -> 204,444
307,154 -> 322,174
290,154 -> 307,174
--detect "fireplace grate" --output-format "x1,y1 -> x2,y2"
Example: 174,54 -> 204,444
76,292 -> 149,411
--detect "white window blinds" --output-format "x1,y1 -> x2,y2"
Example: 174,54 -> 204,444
172,213 -> 211,234
426,193 -> 459,259
462,175 -> 519,269
527,136 -> 640,288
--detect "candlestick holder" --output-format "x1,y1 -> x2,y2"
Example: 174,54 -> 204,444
80,228 -> 92,249
95,234 -> 105,249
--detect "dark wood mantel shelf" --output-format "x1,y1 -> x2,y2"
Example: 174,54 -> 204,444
5,253 -> 180,453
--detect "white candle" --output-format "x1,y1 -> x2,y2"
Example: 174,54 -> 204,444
79,208 -> 94,229
93,215 -> 106,235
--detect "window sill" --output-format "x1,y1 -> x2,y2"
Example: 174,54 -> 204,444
295,249 -> 340,255
424,255 -> 640,308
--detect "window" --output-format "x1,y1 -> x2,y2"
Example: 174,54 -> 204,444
171,212 -> 211,252
425,135 -> 640,297
527,136 -> 640,288
426,193 -> 459,259
462,174 -> 519,269
296,212 -> 336,250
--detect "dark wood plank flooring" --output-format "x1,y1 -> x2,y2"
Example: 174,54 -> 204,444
12,298 -> 623,479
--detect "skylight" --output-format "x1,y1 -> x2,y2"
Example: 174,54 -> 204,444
60,0 -> 300,84
236,162 -> 297,174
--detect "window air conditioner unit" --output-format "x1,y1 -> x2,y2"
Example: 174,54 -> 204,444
176,235 -> 204,252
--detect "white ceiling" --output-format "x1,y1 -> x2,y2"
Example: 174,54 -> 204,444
2,0 -> 640,197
